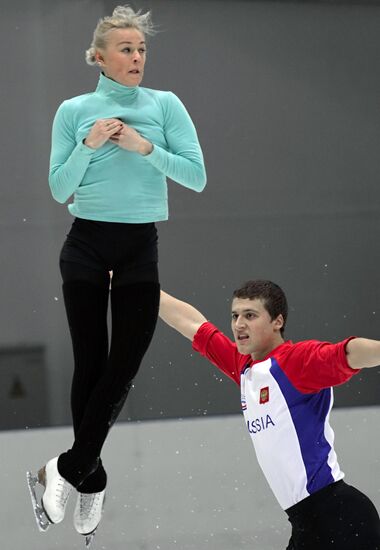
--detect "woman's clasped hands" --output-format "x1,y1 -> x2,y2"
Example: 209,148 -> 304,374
85,118 -> 152,155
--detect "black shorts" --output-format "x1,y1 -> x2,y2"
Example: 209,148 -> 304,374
59,217 -> 159,287
286,480 -> 380,550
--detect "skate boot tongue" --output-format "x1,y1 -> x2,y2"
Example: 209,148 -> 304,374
74,489 -> 106,540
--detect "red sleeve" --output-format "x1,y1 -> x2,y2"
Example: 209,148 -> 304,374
275,337 -> 359,393
192,322 -> 247,385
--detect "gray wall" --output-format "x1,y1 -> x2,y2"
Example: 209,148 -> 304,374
0,0 -> 380,429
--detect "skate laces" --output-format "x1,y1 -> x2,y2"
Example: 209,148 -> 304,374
56,478 -> 72,508
79,492 -> 102,519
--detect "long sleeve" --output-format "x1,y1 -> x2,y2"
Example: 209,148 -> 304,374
46,77 -> 206,222
192,322 -> 245,385
144,93 -> 207,192
48,102 -> 96,203
276,338 -> 359,393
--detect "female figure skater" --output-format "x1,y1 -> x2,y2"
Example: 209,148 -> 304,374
33,4 -> 206,539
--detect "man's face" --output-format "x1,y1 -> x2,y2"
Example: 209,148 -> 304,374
231,297 -> 284,359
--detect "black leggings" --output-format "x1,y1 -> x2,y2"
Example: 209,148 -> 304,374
286,480 -> 380,550
57,218 -> 160,493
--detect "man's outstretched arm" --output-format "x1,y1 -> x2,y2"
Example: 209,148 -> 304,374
159,290 -> 207,341
346,338 -> 380,369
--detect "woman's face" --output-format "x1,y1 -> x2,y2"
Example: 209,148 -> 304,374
96,28 -> 146,87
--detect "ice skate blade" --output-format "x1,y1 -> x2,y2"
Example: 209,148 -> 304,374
26,471 -> 51,532
85,529 -> 97,548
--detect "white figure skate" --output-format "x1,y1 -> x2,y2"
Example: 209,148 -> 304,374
27,457 -> 73,530
74,489 -> 106,548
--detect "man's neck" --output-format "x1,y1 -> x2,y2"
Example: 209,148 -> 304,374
251,336 -> 285,362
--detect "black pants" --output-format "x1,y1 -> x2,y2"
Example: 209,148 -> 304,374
286,480 -> 380,550
57,218 -> 160,493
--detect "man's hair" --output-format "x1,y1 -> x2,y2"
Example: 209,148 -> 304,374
232,280 -> 288,335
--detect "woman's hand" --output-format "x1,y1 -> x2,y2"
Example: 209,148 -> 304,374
84,119 -> 123,149
109,123 -> 153,156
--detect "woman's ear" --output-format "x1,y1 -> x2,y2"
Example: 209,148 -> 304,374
95,51 -> 105,66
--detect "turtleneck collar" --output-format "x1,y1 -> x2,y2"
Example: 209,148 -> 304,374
95,72 -> 139,102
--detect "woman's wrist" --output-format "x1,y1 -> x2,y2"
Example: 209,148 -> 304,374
83,138 -> 97,150
138,139 -> 153,156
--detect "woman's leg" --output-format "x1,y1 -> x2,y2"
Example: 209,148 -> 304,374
58,260 -> 110,491
72,280 -> 159,447
59,272 -> 160,488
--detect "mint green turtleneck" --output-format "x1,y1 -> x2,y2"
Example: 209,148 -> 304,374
49,73 -> 207,222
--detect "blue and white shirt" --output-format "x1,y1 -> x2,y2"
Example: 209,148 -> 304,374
193,322 -> 358,509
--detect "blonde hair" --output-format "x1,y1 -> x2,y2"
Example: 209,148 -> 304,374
85,5 -> 155,66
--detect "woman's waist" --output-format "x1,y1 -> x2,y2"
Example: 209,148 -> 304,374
64,217 -> 159,255
72,217 -> 156,231
68,187 -> 169,223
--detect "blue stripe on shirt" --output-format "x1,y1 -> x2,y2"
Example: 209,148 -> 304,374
270,359 -> 335,495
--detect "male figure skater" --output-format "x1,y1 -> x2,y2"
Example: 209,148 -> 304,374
159,280 -> 380,550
